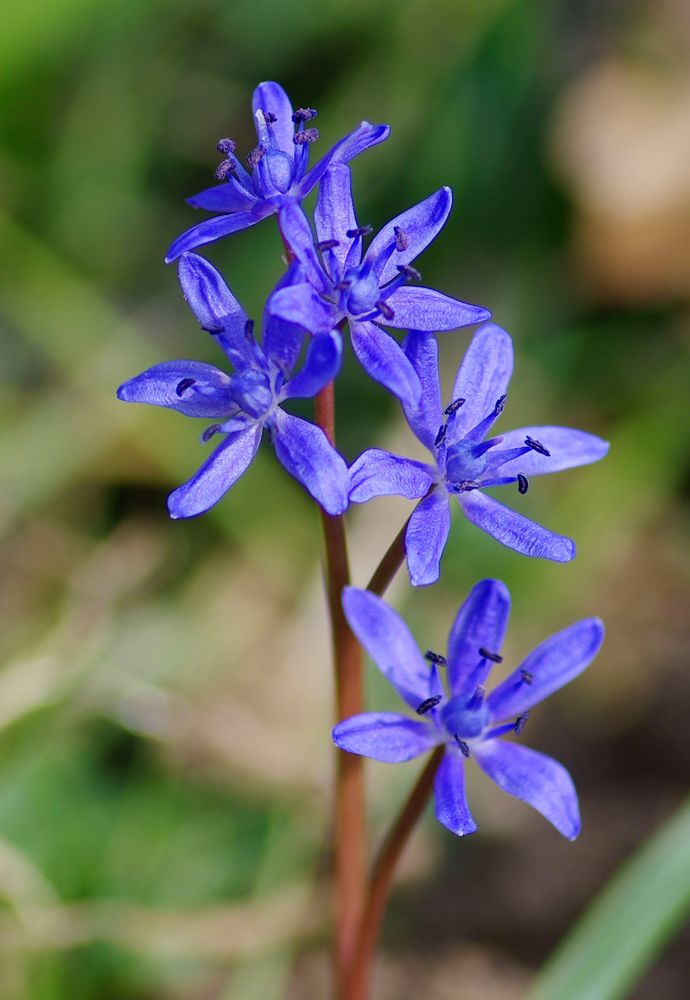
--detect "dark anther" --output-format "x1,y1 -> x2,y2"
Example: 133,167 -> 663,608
262,110 -> 277,123
434,423 -> 447,447
416,696 -> 442,715
525,435 -> 551,457
317,239 -> 340,252
215,160 -> 236,181
445,397 -> 466,415
216,138 -> 236,155
346,225 -> 373,238
479,647 -> 503,663
517,473 -> 529,495
293,128 -> 319,145
176,377 -> 196,397
292,107 -> 317,123
376,300 -> 395,322
425,650 -> 447,665
396,263 -> 421,281
454,735 -> 471,757
201,423 -> 222,443
514,712 -> 529,734
334,281 -> 351,291
394,225 -> 409,251
246,144 -> 266,169
520,669 -> 534,685
244,319 -> 255,341
201,325 -> 224,335
454,480 -> 480,493
494,393 -> 507,414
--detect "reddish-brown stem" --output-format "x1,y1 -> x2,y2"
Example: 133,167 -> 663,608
345,747 -> 445,1000
366,516 -> 411,597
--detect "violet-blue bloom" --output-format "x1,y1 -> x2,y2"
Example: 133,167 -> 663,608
349,325 -> 609,584
333,582 -> 605,839
267,163 -> 490,404
166,82 -> 389,262
117,252 -> 349,518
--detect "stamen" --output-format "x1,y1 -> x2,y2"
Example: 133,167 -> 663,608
216,138 -> 236,155
416,696 -> 442,715
394,225 -> 409,251
444,397 -> 466,415
246,144 -> 266,169
452,480 -> 481,492
454,735 -> 471,758
525,435 -> 550,457
494,393 -> 507,414
520,669 -> 534,685
262,110 -> 277,123
201,423 -> 222,443
334,280 -> 351,291
514,712 -> 529,734
479,647 -> 503,663
317,239 -> 340,252
176,377 -> 196,397
434,423 -> 447,447
425,650 -> 447,665
376,300 -> 395,321
293,128 -> 319,145
396,263 -> 421,281
215,159 -> 237,181
346,225 -> 373,238
292,108 -> 318,122
517,473 -> 529,495
244,319 -> 255,342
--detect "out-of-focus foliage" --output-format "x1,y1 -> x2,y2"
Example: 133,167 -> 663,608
1,0 -> 689,997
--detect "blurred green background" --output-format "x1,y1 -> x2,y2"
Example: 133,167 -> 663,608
2,0 -> 690,997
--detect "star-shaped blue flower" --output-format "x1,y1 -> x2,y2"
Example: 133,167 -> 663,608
333,582 -> 604,839
349,325 -> 609,584
267,163 -> 490,404
165,82 -> 389,262
117,253 -> 349,518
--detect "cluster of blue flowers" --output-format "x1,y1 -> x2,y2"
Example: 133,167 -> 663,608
118,82 -> 607,839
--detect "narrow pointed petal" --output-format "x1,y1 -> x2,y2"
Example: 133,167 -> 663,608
286,332 -> 342,398
268,280 -> 337,335
186,182 -> 257,214
488,618 -> 604,721
401,331 -> 443,449
166,210 -> 267,262
447,325 -> 514,441
117,361 -> 234,417
447,580 -> 511,696
276,203 -> 329,292
342,587 -> 430,710
333,713 -> 438,763
349,449 -> 434,503
492,426 -> 610,477
474,741 -> 580,840
272,412 -> 349,515
350,320 -> 422,405
383,286 -> 490,331
434,748 -> 477,837
365,187 -> 452,286
261,262 -> 307,371
167,424 -> 261,518
405,490 -> 451,587
314,163 -> 362,274
458,491 -> 575,562
252,81 -> 295,156
298,121 -> 390,196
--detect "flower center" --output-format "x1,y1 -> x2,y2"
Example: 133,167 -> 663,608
444,439 -> 492,486
441,693 -> 490,740
342,265 -> 380,316
228,369 -> 273,418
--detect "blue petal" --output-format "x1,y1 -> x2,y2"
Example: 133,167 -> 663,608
350,320 -> 422,405
458,491 -> 575,562
349,449 -> 434,503
117,360 -> 234,417
187,182 -> 257,213
365,187 -> 453,286
447,325 -> 514,442
314,163 -> 362,276
401,331 -> 443,449
474,740 -> 580,840
447,580 -> 511,697
252,81 -> 295,156
272,411 -> 349,514
384,286 -> 490,331
492,426 -> 610,477
342,587 -> 430,710
276,203 -> 329,292
268,280 -> 337,335
333,712 -> 438,763
298,121 -> 390,197
261,262 -> 308,372
167,424 -> 261,518
166,210 -> 269,262
286,332 -> 342,398
488,618 -> 604,722
405,489 -> 451,587
434,748 -> 477,837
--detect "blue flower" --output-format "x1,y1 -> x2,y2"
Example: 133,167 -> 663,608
349,325 -> 609,584
117,253 -> 349,518
333,582 -> 604,839
267,163 -> 490,404
165,82 -> 389,262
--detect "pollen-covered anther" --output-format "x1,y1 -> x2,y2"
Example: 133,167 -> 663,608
176,377 -> 196,397
216,138 -> 236,155
396,263 -> 421,281
479,647 -> 503,663
520,669 -> 534,685
494,393 -> 507,414
346,225 -> 373,238
393,225 -> 409,251
425,650 -> 447,665
262,110 -> 277,123
514,712 -> 529,734
215,160 -> 237,181
434,423 -> 447,447
416,695 -> 442,715
517,473 -> 529,495
525,435 -> 551,457
246,144 -> 266,169
201,423 -> 222,443
292,107 -> 317,122
444,397 -> 466,415
453,480 -> 481,493
293,128 -> 319,145
317,239 -> 340,252
376,300 -> 395,321
454,735 -> 471,757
